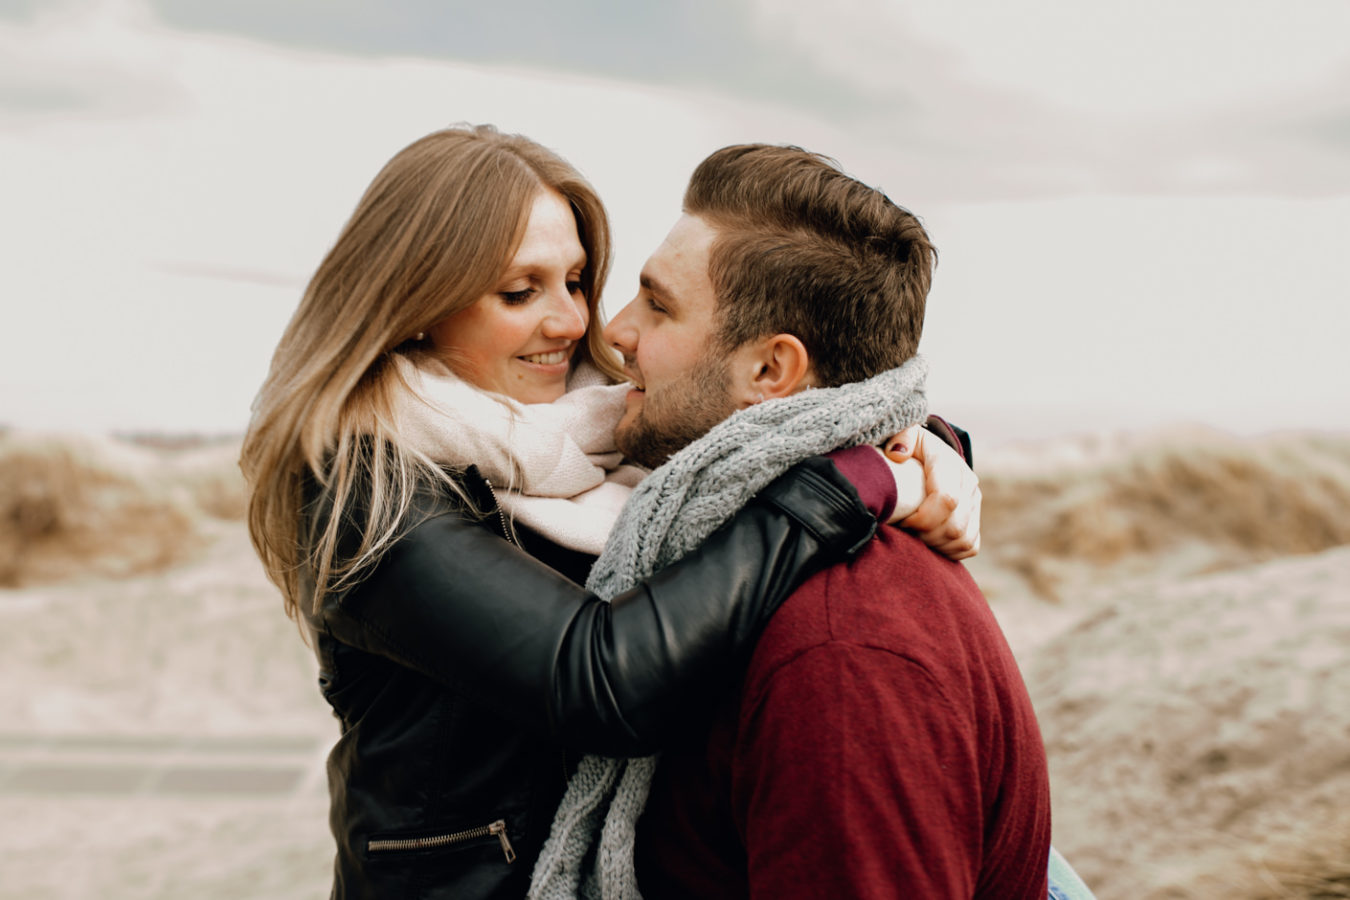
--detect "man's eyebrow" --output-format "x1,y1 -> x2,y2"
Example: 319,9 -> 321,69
639,273 -> 675,304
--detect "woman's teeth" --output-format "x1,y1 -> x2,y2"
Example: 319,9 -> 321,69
520,350 -> 568,365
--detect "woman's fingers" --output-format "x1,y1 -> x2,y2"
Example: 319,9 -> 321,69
884,456 -> 927,523
921,492 -> 981,559
882,424 -> 923,463
898,429 -> 981,559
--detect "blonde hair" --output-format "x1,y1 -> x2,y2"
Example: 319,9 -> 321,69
241,124 -> 624,622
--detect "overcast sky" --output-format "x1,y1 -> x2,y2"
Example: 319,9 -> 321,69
3,0 -> 1348,443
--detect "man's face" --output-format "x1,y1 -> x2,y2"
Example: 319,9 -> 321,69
603,214 -> 739,468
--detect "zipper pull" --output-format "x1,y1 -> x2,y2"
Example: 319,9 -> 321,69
480,478 -> 517,546
489,819 -> 517,864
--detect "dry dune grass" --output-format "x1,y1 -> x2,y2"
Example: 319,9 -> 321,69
0,433 -> 247,587
157,441 -> 249,521
1244,849 -> 1350,898
1245,826 -> 1350,899
1145,822 -> 1350,900
10,426 -> 1347,597
979,429 -> 1350,599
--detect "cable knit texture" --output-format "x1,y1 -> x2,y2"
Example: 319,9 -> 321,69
527,356 -> 929,900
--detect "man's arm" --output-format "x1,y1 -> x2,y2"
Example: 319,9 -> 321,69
731,643 -> 984,899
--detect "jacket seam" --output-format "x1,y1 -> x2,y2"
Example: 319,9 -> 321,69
763,466 -> 874,555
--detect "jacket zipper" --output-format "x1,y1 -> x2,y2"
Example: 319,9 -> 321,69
482,478 -> 516,547
367,819 -> 516,863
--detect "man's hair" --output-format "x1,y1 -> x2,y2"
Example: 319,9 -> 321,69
683,144 -> 935,388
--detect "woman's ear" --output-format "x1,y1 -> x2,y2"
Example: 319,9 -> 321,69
730,333 -> 814,405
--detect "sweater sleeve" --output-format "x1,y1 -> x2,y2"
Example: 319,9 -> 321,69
731,643 -> 984,899
825,445 -> 897,521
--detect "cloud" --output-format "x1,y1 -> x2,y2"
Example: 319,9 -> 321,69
14,0 -> 1349,200
0,0 -> 57,17
138,0 -> 880,115
745,0 -> 1350,199
0,0 -> 186,124
890,0 -> 1350,118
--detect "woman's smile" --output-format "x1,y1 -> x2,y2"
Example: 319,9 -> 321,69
519,348 -> 572,367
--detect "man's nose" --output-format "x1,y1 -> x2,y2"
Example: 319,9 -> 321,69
603,299 -> 637,354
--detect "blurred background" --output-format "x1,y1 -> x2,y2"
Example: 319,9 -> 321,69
2,1 -> 1348,897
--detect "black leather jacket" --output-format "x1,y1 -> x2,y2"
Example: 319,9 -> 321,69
301,457 -> 878,899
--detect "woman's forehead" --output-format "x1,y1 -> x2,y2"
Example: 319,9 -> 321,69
502,190 -> 588,274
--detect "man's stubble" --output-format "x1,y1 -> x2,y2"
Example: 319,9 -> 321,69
614,348 -> 737,470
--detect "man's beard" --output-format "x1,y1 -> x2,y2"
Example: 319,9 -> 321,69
616,351 -> 736,469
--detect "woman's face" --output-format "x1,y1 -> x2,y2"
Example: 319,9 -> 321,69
430,190 -> 590,405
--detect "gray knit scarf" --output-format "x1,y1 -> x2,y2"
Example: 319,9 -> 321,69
527,356 -> 929,900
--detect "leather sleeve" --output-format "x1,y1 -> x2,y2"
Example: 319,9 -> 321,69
317,457 -> 876,757
924,415 -> 973,467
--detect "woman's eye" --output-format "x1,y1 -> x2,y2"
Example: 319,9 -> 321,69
646,297 -> 666,315
566,280 -> 585,297
501,288 -> 535,305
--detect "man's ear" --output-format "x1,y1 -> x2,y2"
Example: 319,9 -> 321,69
731,333 -> 814,405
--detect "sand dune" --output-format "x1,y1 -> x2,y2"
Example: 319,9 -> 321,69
2,427 -> 1348,898
1028,545 -> 1350,899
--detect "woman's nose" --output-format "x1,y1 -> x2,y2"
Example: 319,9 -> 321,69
542,288 -> 588,340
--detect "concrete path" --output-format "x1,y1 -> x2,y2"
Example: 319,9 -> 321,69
0,731 -> 327,797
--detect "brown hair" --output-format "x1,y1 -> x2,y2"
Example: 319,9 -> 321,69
683,144 -> 935,388
240,124 -> 623,623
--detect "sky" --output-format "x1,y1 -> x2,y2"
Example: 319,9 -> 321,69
2,0 -> 1348,444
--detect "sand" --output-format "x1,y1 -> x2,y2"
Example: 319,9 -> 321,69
0,516 -> 334,899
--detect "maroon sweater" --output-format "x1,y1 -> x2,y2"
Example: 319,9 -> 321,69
635,526 -> 1052,899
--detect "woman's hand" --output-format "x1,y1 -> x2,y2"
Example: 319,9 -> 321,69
881,424 -> 981,560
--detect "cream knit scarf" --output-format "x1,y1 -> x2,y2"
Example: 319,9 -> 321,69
528,355 -> 929,900
391,355 -> 644,555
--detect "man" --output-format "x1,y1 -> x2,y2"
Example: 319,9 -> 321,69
605,144 -> 1051,898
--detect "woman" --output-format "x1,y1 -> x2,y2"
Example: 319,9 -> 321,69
241,124 -> 976,899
